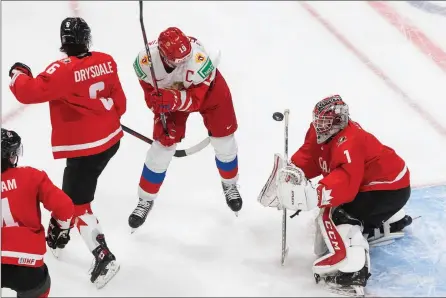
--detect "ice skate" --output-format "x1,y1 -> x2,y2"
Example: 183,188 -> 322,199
129,198 -> 154,233
367,211 -> 413,247
222,182 -> 243,215
315,265 -> 371,297
89,234 -> 120,289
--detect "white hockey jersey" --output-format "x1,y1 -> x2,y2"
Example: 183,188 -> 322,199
133,37 -> 220,91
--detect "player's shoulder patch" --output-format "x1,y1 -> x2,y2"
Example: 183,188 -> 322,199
194,52 -> 206,64
336,135 -> 348,147
133,51 -> 149,80
196,56 -> 215,79
184,43 -> 215,83
58,57 -> 72,65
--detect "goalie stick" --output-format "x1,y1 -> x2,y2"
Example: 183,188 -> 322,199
281,109 -> 290,265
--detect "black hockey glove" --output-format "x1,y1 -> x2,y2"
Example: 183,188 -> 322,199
46,217 -> 71,249
9,62 -> 32,78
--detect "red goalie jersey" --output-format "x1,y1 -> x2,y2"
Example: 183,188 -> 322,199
9,52 -> 127,159
1,167 -> 74,267
291,121 -> 410,207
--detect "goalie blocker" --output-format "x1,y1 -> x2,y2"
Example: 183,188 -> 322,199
258,95 -> 412,291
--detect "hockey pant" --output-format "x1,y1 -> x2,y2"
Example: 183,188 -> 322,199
138,134 -> 239,201
62,141 -> 120,253
1,263 -> 51,297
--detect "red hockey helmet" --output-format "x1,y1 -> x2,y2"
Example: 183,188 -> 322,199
158,27 -> 192,66
312,95 -> 349,144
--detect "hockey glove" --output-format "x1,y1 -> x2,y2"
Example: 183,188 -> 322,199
9,62 -> 32,78
46,216 -> 71,249
149,89 -> 181,114
153,115 -> 178,147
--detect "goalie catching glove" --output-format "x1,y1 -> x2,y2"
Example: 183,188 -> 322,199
258,154 -> 332,211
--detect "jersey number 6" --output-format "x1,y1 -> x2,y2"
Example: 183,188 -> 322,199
89,82 -> 114,111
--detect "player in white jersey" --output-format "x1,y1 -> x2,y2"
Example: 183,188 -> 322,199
129,27 -> 242,230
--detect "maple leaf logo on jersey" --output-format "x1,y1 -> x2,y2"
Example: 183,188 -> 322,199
317,186 -> 333,207
337,136 -> 347,146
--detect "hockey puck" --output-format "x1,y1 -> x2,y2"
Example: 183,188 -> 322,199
273,112 -> 284,121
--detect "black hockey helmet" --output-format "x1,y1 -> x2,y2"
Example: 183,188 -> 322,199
1,128 -> 22,172
60,17 -> 91,46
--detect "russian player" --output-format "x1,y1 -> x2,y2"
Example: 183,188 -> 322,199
8,17 -> 126,288
129,27 -> 242,229
1,128 -> 74,297
258,95 -> 412,295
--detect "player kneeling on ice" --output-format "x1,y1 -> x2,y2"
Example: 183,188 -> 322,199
258,95 -> 412,295
1,128 -> 74,297
129,27 -> 242,230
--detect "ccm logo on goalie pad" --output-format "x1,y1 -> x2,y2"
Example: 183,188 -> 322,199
314,208 -> 347,270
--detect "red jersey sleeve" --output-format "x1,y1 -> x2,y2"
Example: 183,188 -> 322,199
110,59 -> 127,117
139,80 -> 156,110
318,135 -> 365,207
291,124 -> 321,179
35,169 -> 74,226
9,61 -> 69,104
178,78 -> 212,112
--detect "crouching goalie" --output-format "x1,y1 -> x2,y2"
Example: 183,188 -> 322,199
258,95 -> 413,296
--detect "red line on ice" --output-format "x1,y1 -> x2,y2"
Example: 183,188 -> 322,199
299,1 -> 446,139
368,1 -> 446,74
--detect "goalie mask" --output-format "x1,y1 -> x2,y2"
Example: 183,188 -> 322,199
312,95 -> 349,144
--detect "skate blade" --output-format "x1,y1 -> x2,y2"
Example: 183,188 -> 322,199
94,261 -> 120,289
325,283 -> 365,297
50,248 -> 62,259
369,232 -> 405,247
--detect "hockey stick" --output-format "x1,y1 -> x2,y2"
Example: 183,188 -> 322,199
138,1 -> 168,136
122,124 -> 210,158
281,109 -> 290,266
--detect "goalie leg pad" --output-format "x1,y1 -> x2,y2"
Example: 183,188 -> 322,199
313,208 -> 369,276
258,153 -> 284,208
314,216 -> 329,257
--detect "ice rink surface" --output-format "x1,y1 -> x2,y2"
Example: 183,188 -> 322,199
1,1 -> 445,296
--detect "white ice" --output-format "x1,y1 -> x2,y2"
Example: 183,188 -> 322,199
1,1 -> 445,297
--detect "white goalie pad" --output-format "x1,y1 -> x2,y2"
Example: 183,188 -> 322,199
313,208 -> 370,276
258,153 -> 284,208
277,164 -> 318,212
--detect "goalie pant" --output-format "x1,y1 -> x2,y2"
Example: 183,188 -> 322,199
312,186 -> 410,278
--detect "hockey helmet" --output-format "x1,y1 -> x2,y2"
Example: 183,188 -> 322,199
312,95 -> 349,144
158,27 -> 192,66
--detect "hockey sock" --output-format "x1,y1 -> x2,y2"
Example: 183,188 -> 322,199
74,203 -> 104,252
